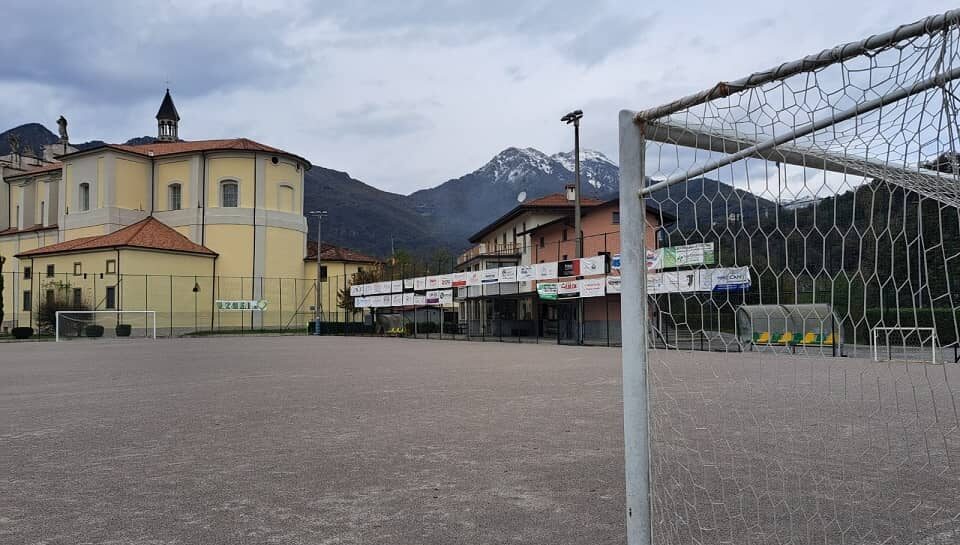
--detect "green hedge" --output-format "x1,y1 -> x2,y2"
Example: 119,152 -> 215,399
309,322 -> 375,335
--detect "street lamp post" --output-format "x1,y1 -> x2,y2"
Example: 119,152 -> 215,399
562,109 -> 584,345
308,210 -> 328,336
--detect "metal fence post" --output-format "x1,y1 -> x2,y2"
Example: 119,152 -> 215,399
619,109 -> 653,545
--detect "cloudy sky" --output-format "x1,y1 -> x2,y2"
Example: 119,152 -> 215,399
0,1 -> 952,194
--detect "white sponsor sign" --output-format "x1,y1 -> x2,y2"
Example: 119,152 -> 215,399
536,261 -> 558,280
439,274 -> 453,289
467,271 -> 481,286
605,275 -> 621,294
427,276 -> 440,289
700,266 -> 751,291
558,280 -> 580,297
404,278 -> 415,289
361,283 -> 373,295
414,294 -> 427,306
216,300 -> 267,311
580,255 -> 606,276
350,285 -> 362,297
452,272 -> 467,287
377,281 -> 391,294
481,269 -> 499,284
414,277 -> 427,291
580,277 -> 606,298
402,292 -> 415,306
646,242 -> 715,271
391,293 -> 403,306
498,266 -> 517,283
391,280 -> 403,293
439,290 -> 454,305
517,265 -> 537,282
426,290 -> 441,304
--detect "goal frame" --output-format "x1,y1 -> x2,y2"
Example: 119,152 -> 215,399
55,310 -> 157,342
870,326 -> 939,363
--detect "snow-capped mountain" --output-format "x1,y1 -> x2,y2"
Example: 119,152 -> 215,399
407,146 -> 621,247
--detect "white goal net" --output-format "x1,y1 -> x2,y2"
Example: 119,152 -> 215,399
618,9 -> 960,545
55,311 -> 157,342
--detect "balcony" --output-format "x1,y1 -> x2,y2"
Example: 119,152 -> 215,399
457,241 -> 523,266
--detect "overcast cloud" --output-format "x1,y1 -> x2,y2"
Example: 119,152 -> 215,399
0,0 -> 952,193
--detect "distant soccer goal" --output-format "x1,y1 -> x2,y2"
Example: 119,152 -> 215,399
55,310 -> 157,342
871,326 -> 939,363
618,9 -> 960,545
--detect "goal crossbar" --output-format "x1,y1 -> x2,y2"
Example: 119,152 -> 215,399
55,310 -> 157,342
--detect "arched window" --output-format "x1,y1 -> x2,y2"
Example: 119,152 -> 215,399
79,183 -> 90,211
168,183 -> 182,211
278,184 -> 294,211
220,180 -> 239,207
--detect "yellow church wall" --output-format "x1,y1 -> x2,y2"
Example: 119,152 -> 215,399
264,227 -> 306,278
97,157 -> 104,208
63,163 -> 73,212
63,225 -> 107,242
207,156 -> 255,208
115,157 -> 150,211
203,224 -> 253,278
156,160 -> 191,211
264,161 -> 301,212
304,260 -> 372,321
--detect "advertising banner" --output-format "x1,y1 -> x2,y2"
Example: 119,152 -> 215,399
498,266 -> 517,283
537,282 -> 558,300
558,259 -> 580,278
701,266 -> 751,291
391,280 -> 403,293
646,242 -> 715,270
426,290 -> 441,305
439,274 -> 453,289
356,297 -> 368,308
579,255 -> 606,276
391,293 -> 403,306
377,281 -> 391,294
404,278 -> 415,290
481,269 -> 499,284
427,276 -> 440,289
611,254 -> 621,270
467,271 -> 481,286
439,290 -> 454,305
361,283 -> 373,295
216,300 -> 268,311
414,277 -> 427,291
517,265 -> 537,282
452,272 -> 467,287
350,285 -> 362,297
580,277 -> 606,298
558,280 -> 580,298
605,275 -> 622,294
402,292 -> 415,306
536,261 -> 558,280
414,294 -> 426,306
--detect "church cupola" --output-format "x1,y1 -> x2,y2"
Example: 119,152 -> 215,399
156,88 -> 180,142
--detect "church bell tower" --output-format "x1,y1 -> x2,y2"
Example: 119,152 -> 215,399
156,88 -> 180,142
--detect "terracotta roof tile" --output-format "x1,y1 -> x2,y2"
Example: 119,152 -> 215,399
59,139 -> 311,169
16,217 -> 217,258
305,241 -> 379,263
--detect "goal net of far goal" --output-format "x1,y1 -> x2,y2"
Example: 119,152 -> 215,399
55,310 -> 157,342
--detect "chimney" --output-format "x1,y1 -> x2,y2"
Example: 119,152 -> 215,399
564,183 -> 576,202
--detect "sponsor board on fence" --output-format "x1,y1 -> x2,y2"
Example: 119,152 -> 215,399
558,259 -> 580,278
391,280 -> 403,293
517,265 -> 537,282
427,276 -> 440,289
580,277 -> 606,298
467,271 -> 481,286
605,275 -> 621,294
611,254 -> 621,270
216,300 -> 268,311
452,272 -> 467,287
481,269 -> 499,284
402,292 -> 415,306
558,280 -> 580,298
414,294 -> 427,306
580,255 -> 606,276
646,242 -> 715,270
426,290 -> 440,304
439,290 -> 454,305
390,293 -> 402,306
537,282 -> 558,300
498,266 -> 517,283
414,277 -> 427,291
439,274 -> 453,289
350,285 -> 362,296
404,278 -> 415,289
701,266 -> 751,291
537,261 -> 558,280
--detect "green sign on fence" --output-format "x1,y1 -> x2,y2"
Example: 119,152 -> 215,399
216,300 -> 268,311
537,283 -> 558,301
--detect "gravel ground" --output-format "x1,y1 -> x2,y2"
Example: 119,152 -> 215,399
1,337 -> 957,544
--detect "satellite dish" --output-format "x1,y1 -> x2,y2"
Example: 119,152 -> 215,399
517,191 -> 527,203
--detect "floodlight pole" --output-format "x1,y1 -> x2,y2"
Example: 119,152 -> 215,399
562,109 -> 585,345
309,210 -> 328,336
618,110 -> 653,545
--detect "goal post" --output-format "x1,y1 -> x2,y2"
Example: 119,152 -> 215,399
55,310 -> 157,342
871,326 -> 939,363
619,9 -> 960,545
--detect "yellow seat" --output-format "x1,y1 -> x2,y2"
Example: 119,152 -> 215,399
755,331 -> 770,344
776,332 -> 795,345
801,332 -> 817,345
823,333 -> 834,346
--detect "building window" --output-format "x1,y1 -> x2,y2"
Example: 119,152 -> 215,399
220,181 -> 239,207
73,262 -> 82,276
22,290 -> 32,311
46,264 -> 55,278
23,266 -> 31,280
512,227 -> 517,244
72,288 -> 82,307
278,184 -> 294,211
106,260 -> 116,274
357,267 -> 364,273
562,254 -> 568,261
612,211 -> 620,225
539,237 -> 545,248
79,183 -> 90,211
320,266 -> 328,281
168,183 -> 182,211
15,205 -> 20,229
105,286 -> 116,309
40,201 -> 45,224
562,229 -> 568,241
